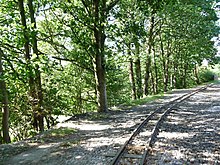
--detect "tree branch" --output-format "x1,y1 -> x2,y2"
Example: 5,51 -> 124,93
80,0 -> 92,18
106,0 -> 120,13
0,43 -> 23,54
69,26 -> 94,60
52,56 -> 94,73
62,2 -> 95,31
0,49 -> 26,83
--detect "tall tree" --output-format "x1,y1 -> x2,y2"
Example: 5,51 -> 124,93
92,0 -> 108,112
128,44 -> 137,100
28,0 -> 44,132
45,0 -> 119,112
144,15 -> 155,95
85,0 -> 120,112
0,49 -> 11,143
18,0 -> 44,131
110,0 -> 145,99
134,42 -> 143,98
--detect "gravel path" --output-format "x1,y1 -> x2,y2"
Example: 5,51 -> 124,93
148,83 -> 220,164
1,83 -> 220,165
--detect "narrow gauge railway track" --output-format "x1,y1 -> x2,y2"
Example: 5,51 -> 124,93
110,84 -> 212,165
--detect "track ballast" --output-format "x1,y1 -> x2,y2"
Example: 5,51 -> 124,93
110,84 -> 212,165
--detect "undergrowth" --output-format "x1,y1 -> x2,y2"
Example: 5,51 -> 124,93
116,94 -> 164,109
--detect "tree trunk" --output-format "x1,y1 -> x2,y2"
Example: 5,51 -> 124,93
173,62 -> 177,88
150,69 -> 155,94
18,0 -> 36,130
93,0 -> 108,112
134,43 -> 142,99
159,31 -> 167,92
194,63 -> 200,84
173,45 -> 181,88
35,66 -> 44,131
163,55 -> 170,92
28,0 -> 44,132
93,54 -> 107,112
170,61 -> 175,89
18,0 -> 30,60
144,16 -> 154,96
165,40 -> 172,92
152,47 -> 158,94
129,58 -> 136,100
183,63 -> 188,88
144,56 -> 151,95
0,49 -> 11,143
18,0 -> 43,131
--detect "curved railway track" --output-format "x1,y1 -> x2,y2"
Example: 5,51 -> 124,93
110,84 -> 213,165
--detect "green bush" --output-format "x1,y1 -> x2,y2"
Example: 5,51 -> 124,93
199,69 -> 215,83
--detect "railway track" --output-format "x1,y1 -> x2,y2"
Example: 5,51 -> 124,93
110,84 -> 212,165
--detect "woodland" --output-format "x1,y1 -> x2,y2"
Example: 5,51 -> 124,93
0,0 -> 219,143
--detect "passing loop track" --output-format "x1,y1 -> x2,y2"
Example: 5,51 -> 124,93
110,84 -> 212,165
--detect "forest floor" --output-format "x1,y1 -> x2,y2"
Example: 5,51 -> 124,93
1,83 -> 220,165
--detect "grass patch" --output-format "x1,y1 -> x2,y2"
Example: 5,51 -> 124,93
121,93 -> 164,108
87,113 -> 109,120
33,127 -> 77,142
44,127 -> 76,138
210,80 -> 220,84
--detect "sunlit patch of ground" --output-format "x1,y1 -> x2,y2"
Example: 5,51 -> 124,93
148,84 -> 220,164
158,132 -> 194,139
57,121 -> 111,131
1,83 -> 220,165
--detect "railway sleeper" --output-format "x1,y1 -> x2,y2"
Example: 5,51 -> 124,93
105,153 -> 143,159
109,84 -> 212,165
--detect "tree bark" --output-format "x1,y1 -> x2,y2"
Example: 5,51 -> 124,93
183,63 -> 188,88
28,0 -> 44,132
0,49 -> 11,143
173,62 -> 177,88
93,0 -> 108,112
194,63 -> 200,84
134,43 -> 142,99
150,69 -> 155,94
164,52 -> 171,92
18,0 -> 35,128
144,56 -> 151,95
18,0 -> 44,131
129,57 -> 136,100
152,46 -> 158,94
166,41 -> 172,91
170,61 -> 175,89
159,32 -> 168,92
82,0 -> 119,112
144,16 -> 154,96
93,54 -> 107,112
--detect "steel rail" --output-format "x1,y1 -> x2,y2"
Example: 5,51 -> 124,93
111,84 -> 212,165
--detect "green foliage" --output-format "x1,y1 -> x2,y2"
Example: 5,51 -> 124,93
43,127 -> 76,138
42,64 -> 97,115
106,55 -> 131,106
6,79 -> 35,141
199,69 -> 216,83
120,94 -> 164,109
